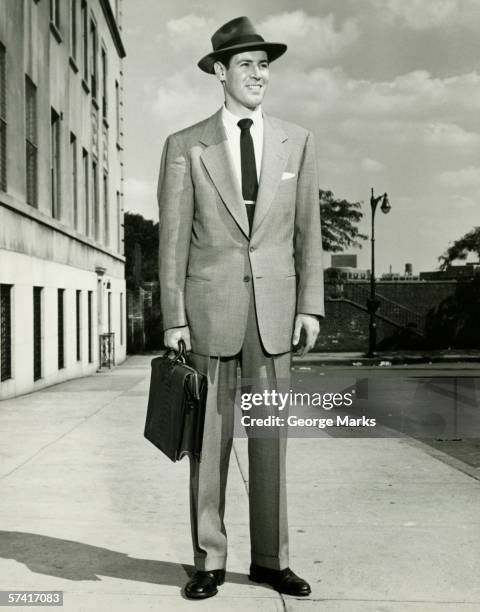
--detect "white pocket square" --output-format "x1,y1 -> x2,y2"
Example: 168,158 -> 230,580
281,172 -> 296,180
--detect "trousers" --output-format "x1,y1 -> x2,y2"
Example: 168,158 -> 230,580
187,281 -> 292,571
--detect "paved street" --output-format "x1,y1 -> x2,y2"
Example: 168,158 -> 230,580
1,355 -> 480,611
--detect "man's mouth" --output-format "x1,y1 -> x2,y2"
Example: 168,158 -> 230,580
246,84 -> 262,90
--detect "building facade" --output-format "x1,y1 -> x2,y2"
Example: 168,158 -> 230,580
0,0 -> 126,399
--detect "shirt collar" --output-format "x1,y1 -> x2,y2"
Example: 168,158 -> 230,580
222,104 -> 263,132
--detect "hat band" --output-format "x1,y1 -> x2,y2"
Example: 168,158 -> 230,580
215,33 -> 265,52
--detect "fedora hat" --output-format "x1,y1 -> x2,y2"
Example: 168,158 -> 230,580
198,16 -> 287,74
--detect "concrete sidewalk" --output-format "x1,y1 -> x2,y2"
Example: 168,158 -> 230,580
0,356 -> 479,611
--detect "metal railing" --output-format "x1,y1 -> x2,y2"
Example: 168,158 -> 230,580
98,332 -> 115,370
328,283 -> 425,334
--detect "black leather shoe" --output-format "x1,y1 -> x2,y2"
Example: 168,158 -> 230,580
249,564 -> 311,596
184,569 -> 226,599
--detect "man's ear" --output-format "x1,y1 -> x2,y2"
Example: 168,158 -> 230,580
213,60 -> 226,84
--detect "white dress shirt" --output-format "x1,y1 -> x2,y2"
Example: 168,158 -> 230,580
221,104 -> 264,198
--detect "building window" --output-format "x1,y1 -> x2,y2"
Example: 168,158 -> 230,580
81,1 -> 88,83
33,287 -> 42,381
101,46 -> 107,116
89,17 -> 98,99
0,284 -> 12,382
70,0 -> 77,60
92,158 -> 99,240
25,76 -> 38,207
70,133 -> 78,229
107,291 -> 112,333
0,43 -> 6,192
115,80 -> 120,143
82,148 -> 89,235
57,288 -> 65,369
116,190 -> 122,253
50,108 -> 61,219
119,292 -> 123,345
87,290 -> 93,363
76,290 -> 81,361
50,0 -> 60,29
103,170 -> 109,245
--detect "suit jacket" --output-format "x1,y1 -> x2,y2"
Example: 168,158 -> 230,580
157,107 -> 324,356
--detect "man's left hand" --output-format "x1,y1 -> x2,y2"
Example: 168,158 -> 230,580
292,314 -> 320,356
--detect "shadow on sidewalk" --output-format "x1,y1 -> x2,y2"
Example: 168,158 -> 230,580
0,531 -> 248,587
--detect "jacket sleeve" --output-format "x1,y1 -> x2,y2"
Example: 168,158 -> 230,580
294,130 -> 325,318
157,134 -> 194,330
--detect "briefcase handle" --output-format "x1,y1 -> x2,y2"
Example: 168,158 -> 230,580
165,338 -> 188,365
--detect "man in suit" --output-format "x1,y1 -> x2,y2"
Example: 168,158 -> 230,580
157,16 -> 324,599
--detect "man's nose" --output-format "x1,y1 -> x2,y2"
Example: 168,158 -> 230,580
251,65 -> 261,78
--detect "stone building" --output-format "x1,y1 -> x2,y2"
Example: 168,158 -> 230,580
0,0 -> 126,398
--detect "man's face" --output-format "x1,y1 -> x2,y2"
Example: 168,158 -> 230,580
217,50 -> 270,113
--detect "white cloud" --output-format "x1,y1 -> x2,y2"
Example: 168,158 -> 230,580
260,11 -> 358,69
437,166 -> 480,189
373,0 -> 480,29
156,14 -> 217,60
269,67 -> 480,124
361,157 -> 385,172
166,14 -> 215,37
152,72 -> 219,131
424,124 -> 480,147
265,67 -> 480,156
451,195 -> 476,208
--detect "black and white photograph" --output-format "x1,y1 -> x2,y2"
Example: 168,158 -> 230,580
0,0 -> 480,610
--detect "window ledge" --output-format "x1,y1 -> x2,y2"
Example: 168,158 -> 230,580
49,22 -> 63,44
116,141 -> 123,151
81,79 -> 90,94
92,97 -> 100,111
69,56 -> 79,73
102,117 -> 109,129
0,192 -> 126,263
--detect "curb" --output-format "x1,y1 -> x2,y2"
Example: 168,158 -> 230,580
292,354 -> 480,367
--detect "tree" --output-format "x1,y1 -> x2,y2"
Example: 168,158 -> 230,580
319,189 -> 367,252
124,212 -> 159,288
438,226 -> 480,270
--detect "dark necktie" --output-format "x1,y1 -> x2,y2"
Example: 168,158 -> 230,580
237,118 -> 258,233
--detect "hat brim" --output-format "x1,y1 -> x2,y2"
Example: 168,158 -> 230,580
198,42 -> 287,74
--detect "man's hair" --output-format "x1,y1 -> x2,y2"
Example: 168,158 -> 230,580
215,50 -> 236,70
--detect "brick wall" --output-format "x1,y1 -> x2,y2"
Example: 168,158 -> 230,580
316,280 -> 458,351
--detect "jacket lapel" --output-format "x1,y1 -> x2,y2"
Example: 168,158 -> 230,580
199,109 -> 250,238
252,113 -> 289,235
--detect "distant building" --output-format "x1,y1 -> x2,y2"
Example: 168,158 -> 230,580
0,0 -> 126,398
381,273 -> 420,281
381,263 -> 419,281
331,254 -> 357,268
419,263 -> 480,280
327,254 -> 369,280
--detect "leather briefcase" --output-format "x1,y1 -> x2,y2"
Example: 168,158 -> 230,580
144,340 -> 207,462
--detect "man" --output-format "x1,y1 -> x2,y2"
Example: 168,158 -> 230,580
157,16 -> 324,599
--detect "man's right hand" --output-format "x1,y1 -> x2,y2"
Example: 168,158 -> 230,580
164,326 -> 192,352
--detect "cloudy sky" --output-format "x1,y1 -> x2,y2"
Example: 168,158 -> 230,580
122,0 -> 480,274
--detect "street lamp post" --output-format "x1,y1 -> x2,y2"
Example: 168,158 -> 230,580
367,187 -> 390,358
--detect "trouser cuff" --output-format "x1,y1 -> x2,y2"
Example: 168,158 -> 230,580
251,551 -> 289,570
194,555 -> 227,571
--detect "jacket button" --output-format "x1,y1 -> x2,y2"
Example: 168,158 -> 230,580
243,275 -> 251,282
249,246 -> 255,252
